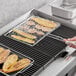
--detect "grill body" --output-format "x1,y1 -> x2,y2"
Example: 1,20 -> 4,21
0,9 -> 76,76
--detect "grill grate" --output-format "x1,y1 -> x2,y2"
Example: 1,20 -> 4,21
34,36 -> 66,57
0,35 -> 67,76
52,25 -> 76,38
0,36 -> 51,67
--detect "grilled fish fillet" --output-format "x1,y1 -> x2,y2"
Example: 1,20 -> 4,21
0,49 -> 10,64
11,35 -> 35,44
4,58 -> 31,73
3,54 -> 18,72
13,29 -> 37,39
31,17 -> 56,28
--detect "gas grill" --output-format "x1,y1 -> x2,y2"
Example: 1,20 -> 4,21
0,9 -> 76,76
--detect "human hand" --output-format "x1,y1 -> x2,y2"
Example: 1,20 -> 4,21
64,36 -> 76,48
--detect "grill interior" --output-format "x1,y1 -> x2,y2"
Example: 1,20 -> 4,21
0,25 -> 75,76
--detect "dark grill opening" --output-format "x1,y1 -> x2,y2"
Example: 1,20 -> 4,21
52,25 -> 76,38
34,36 -> 66,57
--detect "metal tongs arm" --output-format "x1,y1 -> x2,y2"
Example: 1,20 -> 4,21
48,34 -> 64,42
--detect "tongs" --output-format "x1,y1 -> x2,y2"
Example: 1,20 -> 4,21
48,34 -> 76,56
48,34 -> 76,46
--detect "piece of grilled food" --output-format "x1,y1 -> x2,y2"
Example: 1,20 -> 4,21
0,47 -> 4,53
3,54 -> 18,72
31,17 -> 56,28
12,29 -> 37,39
3,58 -> 31,73
11,35 -> 35,44
0,49 -> 10,64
